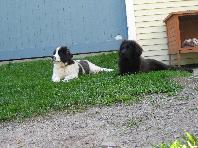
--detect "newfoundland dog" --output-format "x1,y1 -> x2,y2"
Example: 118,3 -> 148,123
118,40 -> 193,75
52,46 -> 113,82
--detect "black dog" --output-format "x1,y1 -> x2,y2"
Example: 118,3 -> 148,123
118,40 -> 193,75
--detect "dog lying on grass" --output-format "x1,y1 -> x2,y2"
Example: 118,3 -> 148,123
119,40 -> 193,75
52,46 -> 113,82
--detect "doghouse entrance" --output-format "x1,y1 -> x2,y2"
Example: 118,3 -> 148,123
179,15 -> 198,47
164,10 -> 198,66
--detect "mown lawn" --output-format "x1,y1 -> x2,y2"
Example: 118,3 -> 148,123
0,52 -> 191,121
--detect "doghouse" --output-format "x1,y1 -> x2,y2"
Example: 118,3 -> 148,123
164,10 -> 198,66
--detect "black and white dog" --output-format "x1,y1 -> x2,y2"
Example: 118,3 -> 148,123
52,46 -> 113,82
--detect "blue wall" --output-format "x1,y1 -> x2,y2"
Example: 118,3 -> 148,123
0,0 -> 127,60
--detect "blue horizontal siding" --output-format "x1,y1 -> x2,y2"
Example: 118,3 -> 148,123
0,0 -> 127,60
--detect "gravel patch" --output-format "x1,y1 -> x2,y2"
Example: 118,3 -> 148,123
0,77 -> 198,148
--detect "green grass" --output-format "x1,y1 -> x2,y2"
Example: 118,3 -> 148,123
0,52 -> 191,121
154,132 -> 198,148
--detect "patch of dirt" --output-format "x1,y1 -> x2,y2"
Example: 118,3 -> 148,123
0,77 -> 198,148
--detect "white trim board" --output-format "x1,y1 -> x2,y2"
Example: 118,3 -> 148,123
125,0 -> 136,40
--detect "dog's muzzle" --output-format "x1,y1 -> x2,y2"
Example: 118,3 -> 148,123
52,56 -> 64,63
52,56 -> 56,61
120,48 -> 127,54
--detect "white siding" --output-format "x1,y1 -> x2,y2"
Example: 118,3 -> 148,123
132,0 -> 198,65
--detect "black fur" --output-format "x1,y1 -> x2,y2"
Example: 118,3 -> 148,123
53,46 -> 74,65
79,60 -> 90,74
78,63 -> 83,75
119,40 -> 193,75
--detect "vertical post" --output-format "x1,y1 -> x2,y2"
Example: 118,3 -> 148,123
177,52 -> 181,67
125,0 -> 136,40
169,54 -> 172,65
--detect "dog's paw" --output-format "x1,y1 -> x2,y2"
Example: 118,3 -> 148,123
62,78 -> 70,83
52,77 -> 61,82
62,75 -> 78,82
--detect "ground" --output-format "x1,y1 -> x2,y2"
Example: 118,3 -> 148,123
0,77 -> 198,148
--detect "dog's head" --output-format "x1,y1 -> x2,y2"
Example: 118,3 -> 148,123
119,40 -> 143,59
52,46 -> 74,64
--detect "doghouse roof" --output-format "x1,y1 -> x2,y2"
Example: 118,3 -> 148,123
164,10 -> 198,22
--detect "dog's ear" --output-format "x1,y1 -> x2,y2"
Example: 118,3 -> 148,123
62,46 -> 73,59
134,41 -> 143,56
66,49 -> 73,59
120,40 -> 127,50
66,48 -> 74,65
57,46 -> 74,64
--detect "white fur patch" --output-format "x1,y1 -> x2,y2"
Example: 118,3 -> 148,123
53,47 -> 61,62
